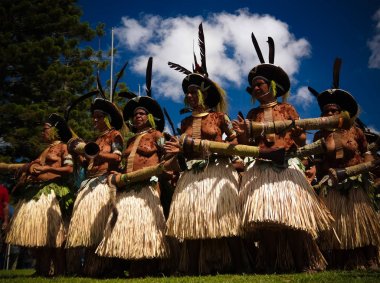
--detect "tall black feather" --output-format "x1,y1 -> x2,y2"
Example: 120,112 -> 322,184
163,108 -> 178,136
251,33 -> 265,64
193,52 -> 201,73
65,90 -> 100,121
332,57 -> 342,89
118,91 -> 137,99
355,117 -> 368,131
112,61 -> 128,102
307,86 -> 320,98
146,57 -> 153,97
96,70 -> 106,99
267,37 -> 275,64
198,22 -> 208,76
238,111 -> 245,119
168,62 -> 192,75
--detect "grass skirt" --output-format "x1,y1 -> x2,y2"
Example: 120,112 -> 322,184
240,159 -> 333,239
66,176 -> 114,248
319,186 -> 380,250
6,190 -> 65,248
166,158 -> 241,240
96,183 -> 169,259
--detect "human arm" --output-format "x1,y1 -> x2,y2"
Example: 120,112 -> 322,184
30,144 -> 73,175
96,133 -> 123,163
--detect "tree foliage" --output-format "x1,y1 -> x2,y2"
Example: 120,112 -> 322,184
0,0 -> 106,162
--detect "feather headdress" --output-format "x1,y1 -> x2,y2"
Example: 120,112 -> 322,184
308,58 -> 358,118
247,33 -> 290,98
168,23 -> 228,113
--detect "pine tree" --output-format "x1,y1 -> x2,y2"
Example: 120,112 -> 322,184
0,0 -> 104,162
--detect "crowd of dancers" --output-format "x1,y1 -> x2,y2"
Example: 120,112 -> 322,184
2,24 -> 380,277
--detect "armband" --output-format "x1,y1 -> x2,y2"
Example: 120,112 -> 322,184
63,154 -> 74,166
112,142 -> 122,156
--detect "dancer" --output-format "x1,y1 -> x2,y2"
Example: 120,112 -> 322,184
6,113 -> 73,276
65,98 -> 123,277
233,33 -> 333,273
312,58 -> 380,270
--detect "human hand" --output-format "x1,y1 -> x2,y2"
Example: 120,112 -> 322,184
164,136 -> 182,155
108,173 -> 122,187
31,165 -> 49,174
290,125 -> 304,137
305,165 -> 317,185
232,116 -> 247,136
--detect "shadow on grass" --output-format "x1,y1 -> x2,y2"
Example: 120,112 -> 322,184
0,269 -> 380,283
0,269 -> 34,278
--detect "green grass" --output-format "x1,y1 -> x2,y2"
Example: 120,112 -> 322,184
0,269 -> 380,283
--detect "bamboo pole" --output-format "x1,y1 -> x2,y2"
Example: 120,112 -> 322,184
287,138 -> 326,159
368,139 -> 379,154
0,163 -> 25,173
114,163 -> 165,187
329,159 -> 380,184
180,135 -> 327,162
113,153 -> 186,188
249,111 -> 352,137
180,135 -> 261,157
67,137 -> 99,158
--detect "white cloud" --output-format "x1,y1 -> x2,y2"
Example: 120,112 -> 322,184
288,86 -> 314,110
114,9 -> 311,102
368,8 -> 380,69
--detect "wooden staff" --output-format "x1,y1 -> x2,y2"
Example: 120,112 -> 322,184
0,162 -> 25,173
248,111 -> 352,137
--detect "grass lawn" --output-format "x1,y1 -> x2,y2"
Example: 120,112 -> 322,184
0,269 -> 380,282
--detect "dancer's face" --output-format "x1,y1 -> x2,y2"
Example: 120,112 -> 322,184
133,109 -> 149,131
251,79 -> 275,104
322,104 -> 341,117
92,110 -> 108,131
185,85 -> 200,109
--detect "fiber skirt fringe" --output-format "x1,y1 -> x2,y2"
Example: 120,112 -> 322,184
66,176 -> 114,248
6,190 -> 65,247
166,159 -> 241,240
240,160 -> 333,239
96,184 -> 169,259
319,187 -> 380,250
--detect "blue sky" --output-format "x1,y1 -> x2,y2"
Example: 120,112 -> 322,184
77,0 -> 380,137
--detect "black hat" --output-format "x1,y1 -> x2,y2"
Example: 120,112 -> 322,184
248,64 -> 290,97
182,73 -> 221,108
123,96 -> 165,132
317,89 -> 358,118
247,34 -> 290,97
90,98 -> 123,130
47,113 -> 73,143
310,58 -> 359,118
